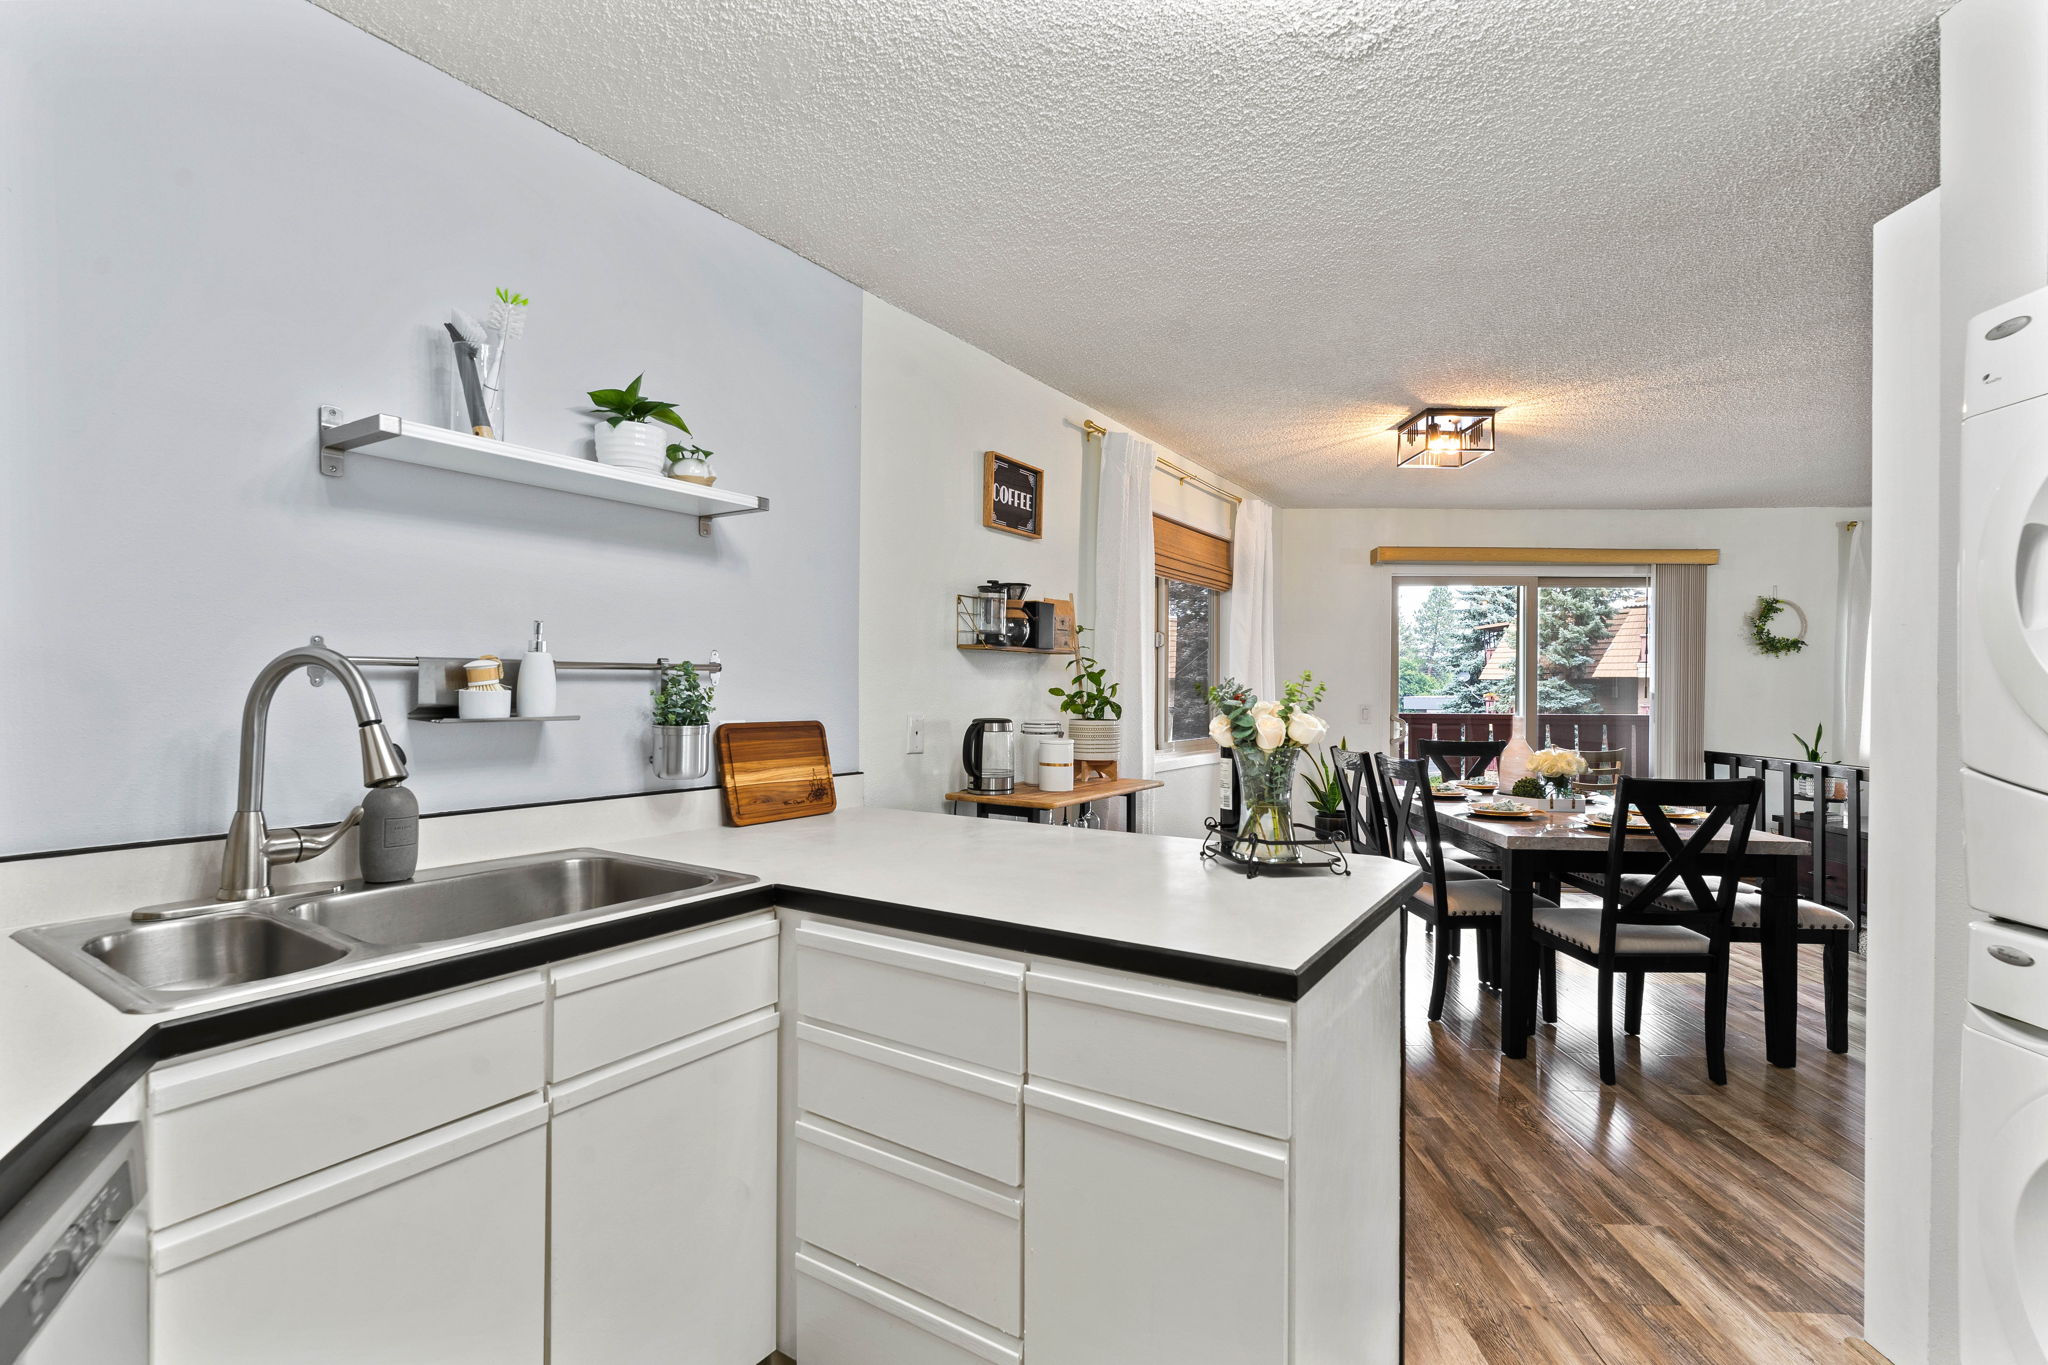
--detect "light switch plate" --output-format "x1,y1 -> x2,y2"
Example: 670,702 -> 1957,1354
905,714 -> 925,754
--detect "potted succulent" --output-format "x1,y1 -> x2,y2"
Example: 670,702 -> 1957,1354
1525,746 -> 1590,811
651,661 -> 715,780
587,374 -> 696,472
1208,672 -> 1328,863
665,442 -> 717,486
1048,638 -> 1123,773
1302,740 -> 1352,842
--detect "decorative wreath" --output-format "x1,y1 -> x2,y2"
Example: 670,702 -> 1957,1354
1748,596 -> 1808,656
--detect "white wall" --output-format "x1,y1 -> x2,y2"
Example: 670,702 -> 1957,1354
1273,506 -> 1867,764
858,300 -> 1240,835
0,2 -> 861,855
1864,191 -> 1946,1365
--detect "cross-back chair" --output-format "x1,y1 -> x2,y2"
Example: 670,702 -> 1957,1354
1377,754 -> 1507,1018
1531,776 -> 1762,1085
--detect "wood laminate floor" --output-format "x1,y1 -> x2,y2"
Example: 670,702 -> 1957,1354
1403,922 -> 1867,1364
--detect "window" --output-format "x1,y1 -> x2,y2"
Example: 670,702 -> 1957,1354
1158,577 -> 1220,752
1392,574 -> 1653,778
1152,515 -> 1232,754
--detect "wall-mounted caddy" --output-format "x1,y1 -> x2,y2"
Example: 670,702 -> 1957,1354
317,408 -> 769,538
308,637 -> 721,725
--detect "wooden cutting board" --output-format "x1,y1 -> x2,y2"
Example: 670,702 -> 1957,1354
716,721 -> 836,826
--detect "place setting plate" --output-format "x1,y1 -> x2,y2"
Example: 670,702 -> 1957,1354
1464,801 -> 1544,821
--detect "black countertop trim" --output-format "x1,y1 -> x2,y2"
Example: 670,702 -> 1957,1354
0,869 -> 1407,1216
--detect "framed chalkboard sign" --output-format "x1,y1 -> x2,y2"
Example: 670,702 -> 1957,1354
983,451 -> 1043,539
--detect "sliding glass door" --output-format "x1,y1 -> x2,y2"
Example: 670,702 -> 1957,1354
1394,576 -> 1652,782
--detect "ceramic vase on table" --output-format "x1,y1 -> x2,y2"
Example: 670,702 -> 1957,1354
1066,718 -> 1120,773
1234,745 -> 1302,863
593,420 -> 668,472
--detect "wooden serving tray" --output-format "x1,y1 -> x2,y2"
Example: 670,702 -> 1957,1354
717,721 -> 836,826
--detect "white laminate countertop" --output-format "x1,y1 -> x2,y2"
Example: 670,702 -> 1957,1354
0,807 -> 1416,1208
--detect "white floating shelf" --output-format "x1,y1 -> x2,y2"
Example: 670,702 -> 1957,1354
317,408 -> 769,536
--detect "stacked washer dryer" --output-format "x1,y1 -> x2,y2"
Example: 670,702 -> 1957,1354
1960,284 -> 2048,1365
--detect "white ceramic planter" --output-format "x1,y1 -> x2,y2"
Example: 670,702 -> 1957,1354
667,456 -> 716,486
1066,718 -> 1121,761
651,724 -> 711,780
1541,794 -> 1587,812
593,420 -> 667,472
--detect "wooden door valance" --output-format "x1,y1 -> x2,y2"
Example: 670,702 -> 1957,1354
1155,515 -> 1233,590
1369,546 -> 1719,566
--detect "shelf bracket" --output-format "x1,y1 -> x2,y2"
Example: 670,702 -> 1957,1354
697,496 -> 771,538
317,406 -> 403,478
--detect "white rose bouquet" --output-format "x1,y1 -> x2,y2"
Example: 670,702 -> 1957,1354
1525,746 -> 1589,797
1206,672 -> 1329,863
1207,672 -> 1327,752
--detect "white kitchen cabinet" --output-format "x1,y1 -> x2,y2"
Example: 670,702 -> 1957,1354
1022,1079 -> 1290,1365
151,1097 -> 548,1365
549,1009 -> 780,1365
795,1246 -> 1024,1365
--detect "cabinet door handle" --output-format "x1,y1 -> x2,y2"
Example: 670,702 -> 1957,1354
1991,945 -> 2037,967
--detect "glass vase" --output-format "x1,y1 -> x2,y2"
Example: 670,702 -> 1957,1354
1233,744 -> 1303,863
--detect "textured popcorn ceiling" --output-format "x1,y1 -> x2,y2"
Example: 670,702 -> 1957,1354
312,0 -> 1939,508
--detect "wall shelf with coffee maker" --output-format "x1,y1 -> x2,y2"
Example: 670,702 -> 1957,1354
956,582 -> 1077,655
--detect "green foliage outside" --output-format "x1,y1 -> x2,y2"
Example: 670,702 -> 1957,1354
1398,584 -> 1640,716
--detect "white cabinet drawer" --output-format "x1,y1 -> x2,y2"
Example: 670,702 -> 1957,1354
152,1097 -> 547,1365
148,974 -> 546,1225
795,922 -> 1023,1072
796,1021 -> 1020,1185
1027,963 -> 1292,1138
795,1116 -> 1022,1335
795,1246 -> 1023,1365
549,913 -> 778,1080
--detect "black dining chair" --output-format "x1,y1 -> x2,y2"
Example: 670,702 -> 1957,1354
1333,750 -> 1392,858
1611,850 -> 1855,1055
1418,738 -> 1507,785
1531,776 -> 1761,1085
1378,754 -> 1512,1018
1415,738 -> 1505,877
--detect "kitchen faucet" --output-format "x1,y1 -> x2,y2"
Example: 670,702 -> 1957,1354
211,644 -> 408,903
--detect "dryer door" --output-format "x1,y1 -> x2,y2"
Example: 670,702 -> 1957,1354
1964,1012 -> 2048,1365
1963,392 -> 2048,789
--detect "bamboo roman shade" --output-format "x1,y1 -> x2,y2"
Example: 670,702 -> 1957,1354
1153,516 -> 1232,591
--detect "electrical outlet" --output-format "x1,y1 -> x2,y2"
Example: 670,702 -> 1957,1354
1359,705 -> 1373,724
905,714 -> 925,754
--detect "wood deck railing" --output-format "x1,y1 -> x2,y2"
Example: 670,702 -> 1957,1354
1397,712 -> 1651,773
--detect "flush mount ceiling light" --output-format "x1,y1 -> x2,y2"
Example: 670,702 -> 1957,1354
1394,407 -> 1498,469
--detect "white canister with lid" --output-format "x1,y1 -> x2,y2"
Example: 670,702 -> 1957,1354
1018,720 -> 1064,783
1037,737 -> 1075,793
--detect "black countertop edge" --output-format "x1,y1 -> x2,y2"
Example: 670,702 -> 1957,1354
0,870 -> 1409,1216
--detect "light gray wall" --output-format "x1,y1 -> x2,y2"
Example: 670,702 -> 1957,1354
0,1 -> 861,855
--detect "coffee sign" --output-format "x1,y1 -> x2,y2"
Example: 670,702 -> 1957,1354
983,451 -> 1043,539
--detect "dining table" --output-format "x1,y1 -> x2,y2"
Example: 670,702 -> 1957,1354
1431,797 -> 1813,1067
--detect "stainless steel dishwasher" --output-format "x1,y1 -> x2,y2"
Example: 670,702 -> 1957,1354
0,1123 -> 147,1365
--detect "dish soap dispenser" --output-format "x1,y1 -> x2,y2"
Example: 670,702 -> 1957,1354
517,620 -> 557,717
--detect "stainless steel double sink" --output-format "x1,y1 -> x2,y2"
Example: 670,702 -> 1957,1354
14,849 -> 756,1013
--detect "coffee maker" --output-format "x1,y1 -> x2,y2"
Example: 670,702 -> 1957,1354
962,718 -> 1017,795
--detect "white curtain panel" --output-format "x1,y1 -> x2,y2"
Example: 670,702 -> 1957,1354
1094,431 -> 1156,830
1833,520 -> 1873,765
1226,496 -> 1278,701
1649,563 -> 1707,779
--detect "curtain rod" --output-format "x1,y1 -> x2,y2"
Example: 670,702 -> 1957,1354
1081,419 -> 1244,507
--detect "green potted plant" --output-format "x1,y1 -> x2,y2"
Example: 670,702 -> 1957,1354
1048,636 -> 1123,775
1302,739 -> 1352,841
587,374 -> 695,473
1792,723 -> 1826,797
1208,672 -> 1328,862
664,441 -> 717,486
651,661 -> 715,780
